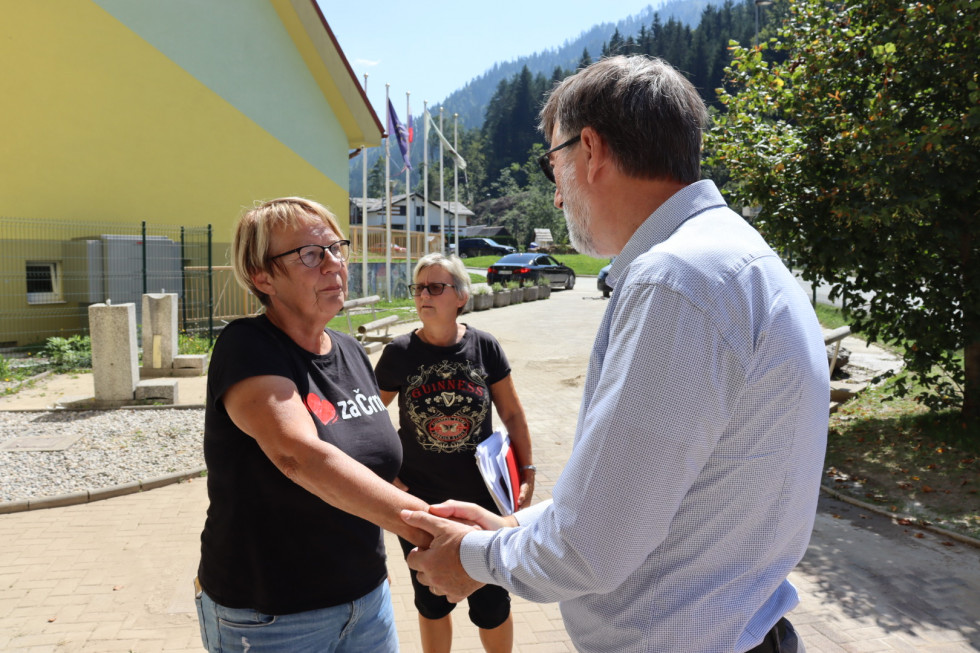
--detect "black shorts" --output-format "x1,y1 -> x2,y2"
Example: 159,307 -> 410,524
397,535 -> 511,629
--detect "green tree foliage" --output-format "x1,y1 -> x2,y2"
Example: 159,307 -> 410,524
709,0 -> 980,424
481,145 -> 568,248
602,0 -> 761,108
481,66 -> 554,186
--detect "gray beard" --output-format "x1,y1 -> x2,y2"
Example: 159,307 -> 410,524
559,165 -> 600,258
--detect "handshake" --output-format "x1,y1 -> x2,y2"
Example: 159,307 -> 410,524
400,500 -> 519,603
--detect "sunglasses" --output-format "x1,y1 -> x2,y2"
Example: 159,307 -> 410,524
268,240 -> 351,267
409,282 -> 456,297
537,134 -> 581,183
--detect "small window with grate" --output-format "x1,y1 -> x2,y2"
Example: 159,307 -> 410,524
26,262 -> 63,304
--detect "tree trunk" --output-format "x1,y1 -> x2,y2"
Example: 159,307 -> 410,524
963,340 -> 980,427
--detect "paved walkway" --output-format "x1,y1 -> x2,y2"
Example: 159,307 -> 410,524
1,286 -> 978,652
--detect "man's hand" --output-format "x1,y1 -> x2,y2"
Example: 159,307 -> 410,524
429,500 -> 519,530
401,509 -> 486,603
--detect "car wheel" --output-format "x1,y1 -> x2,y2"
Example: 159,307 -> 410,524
565,273 -> 575,290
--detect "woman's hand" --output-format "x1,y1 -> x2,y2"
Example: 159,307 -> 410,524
429,500 -> 518,531
518,472 -> 535,509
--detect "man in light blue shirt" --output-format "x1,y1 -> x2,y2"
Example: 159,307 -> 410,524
403,55 -> 828,653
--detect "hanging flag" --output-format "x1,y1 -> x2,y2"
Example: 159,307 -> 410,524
425,109 -> 467,170
387,98 -> 412,171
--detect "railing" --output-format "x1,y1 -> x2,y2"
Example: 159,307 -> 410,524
348,226 -> 445,260
0,216 -> 443,352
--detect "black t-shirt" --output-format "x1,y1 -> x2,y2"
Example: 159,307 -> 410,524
374,326 -> 510,507
197,315 -> 401,615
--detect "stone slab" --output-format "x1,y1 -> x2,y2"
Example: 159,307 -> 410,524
0,432 -> 84,451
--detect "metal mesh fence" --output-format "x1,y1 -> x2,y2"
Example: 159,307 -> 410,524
0,217 -> 213,353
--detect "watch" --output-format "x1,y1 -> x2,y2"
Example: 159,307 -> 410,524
520,465 -> 537,472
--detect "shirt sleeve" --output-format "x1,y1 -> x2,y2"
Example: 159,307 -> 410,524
459,281 -> 743,602
479,330 -> 511,386
373,339 -> 403,392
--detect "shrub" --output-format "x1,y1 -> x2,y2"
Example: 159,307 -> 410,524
43,335 -> 92,371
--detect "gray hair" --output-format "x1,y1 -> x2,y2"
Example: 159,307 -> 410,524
414,253 -> 470,315
539,55 -> 708,184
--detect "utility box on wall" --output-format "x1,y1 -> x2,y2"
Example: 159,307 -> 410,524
63,234 -> 182,324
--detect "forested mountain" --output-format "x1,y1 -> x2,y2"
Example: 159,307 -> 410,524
350,0 -> 730,196
350,0 -> 777,249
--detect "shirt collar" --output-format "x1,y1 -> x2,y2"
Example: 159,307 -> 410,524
607,180 -> 727,288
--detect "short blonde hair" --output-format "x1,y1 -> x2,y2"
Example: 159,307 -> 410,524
414,253 -> 470,315
232,197 -> 344,306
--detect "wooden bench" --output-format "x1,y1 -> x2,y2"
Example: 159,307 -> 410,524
342,295 -> 399,353
823,325 -> 851,373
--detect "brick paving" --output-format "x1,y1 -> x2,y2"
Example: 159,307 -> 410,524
1,284 -> 978,651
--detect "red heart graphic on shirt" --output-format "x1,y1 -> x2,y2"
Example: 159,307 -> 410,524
304,393 -> 338,425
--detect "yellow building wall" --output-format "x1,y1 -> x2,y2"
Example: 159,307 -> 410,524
0,1 -> 350,244
0,1 -> 375,348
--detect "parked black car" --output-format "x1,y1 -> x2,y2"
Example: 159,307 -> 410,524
486,253 -> 576,289
451,237 -> 516,258
597,259 -> 614,297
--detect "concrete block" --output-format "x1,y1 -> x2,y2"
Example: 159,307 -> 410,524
135,378 -> 178,403
141,294 -> 178,370
89,302 -> 139,401
173,354 -> 207,371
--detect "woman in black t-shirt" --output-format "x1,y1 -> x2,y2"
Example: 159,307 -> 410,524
196,198 -> 430,653
375,253 -> 535,653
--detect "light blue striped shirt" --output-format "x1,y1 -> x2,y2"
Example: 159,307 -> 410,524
460,180 -> 829,652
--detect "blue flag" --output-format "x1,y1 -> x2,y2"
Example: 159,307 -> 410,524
387,98 -> 412,171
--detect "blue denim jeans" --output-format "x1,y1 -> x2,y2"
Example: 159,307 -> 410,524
195,581 -> 398,652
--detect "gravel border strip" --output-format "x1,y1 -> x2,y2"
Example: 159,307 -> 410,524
819,483 -> 980,549
0,466 -> 207,515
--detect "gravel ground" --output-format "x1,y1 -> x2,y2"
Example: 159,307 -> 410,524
0,408 -> 205,503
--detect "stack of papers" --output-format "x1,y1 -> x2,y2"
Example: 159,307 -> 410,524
475,430 -> 520,515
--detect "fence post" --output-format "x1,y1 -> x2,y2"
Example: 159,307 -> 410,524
180,226 -> 187,331
207,224 -> 214,345
141,221 -> 148,296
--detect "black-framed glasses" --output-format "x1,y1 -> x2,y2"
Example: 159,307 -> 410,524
409,282 -> 456,297
537,134 -> 581,183
269,240 -> 351,267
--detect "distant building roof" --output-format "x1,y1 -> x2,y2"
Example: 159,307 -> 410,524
351,193 -> 473,217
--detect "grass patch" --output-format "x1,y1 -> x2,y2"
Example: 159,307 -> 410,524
818,302 -> 979,539
826,380 -> 980,539
330,298 -> 417,333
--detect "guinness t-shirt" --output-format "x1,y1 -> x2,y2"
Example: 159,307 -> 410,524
375,326 -> 510,507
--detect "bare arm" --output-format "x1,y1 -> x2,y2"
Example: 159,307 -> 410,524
224,375 -> 432,547
490,374 -> 535,508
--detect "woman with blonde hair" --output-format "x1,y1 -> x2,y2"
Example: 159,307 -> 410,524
375,253 -> 534,653
196,197 -> 430,652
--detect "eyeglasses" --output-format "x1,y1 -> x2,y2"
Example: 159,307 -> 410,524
269,240 -> 351,267
537,134 -> 581,183
409,282 -> 456,297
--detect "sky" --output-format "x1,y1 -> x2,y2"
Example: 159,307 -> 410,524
319,0 -> 666,121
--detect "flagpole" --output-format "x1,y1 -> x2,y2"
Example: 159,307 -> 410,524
362,75 -> 369,297
453,112 -> 460,253
423,101 -> 429,256
384,84 -> 392,300
439,107 -> 445,255
405,91 -> 412,290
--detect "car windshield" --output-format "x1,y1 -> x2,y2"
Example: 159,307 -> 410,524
494,253 -> 536,265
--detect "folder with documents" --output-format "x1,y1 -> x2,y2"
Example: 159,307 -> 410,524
475,430 -> 520,515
